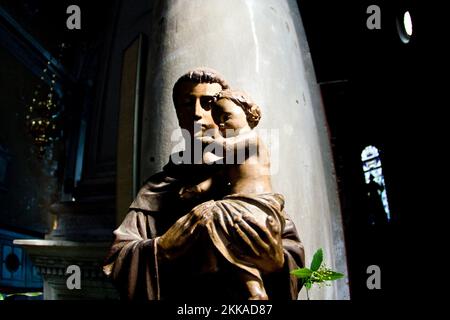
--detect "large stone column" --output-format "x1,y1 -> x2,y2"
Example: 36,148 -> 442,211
141,0 -> 349,300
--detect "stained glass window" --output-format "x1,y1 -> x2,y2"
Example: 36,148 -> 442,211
361,145 -> 391,221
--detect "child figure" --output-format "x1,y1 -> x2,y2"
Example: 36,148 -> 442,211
179,89 -> 286,300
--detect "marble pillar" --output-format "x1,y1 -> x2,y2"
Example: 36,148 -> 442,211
140,0 -> 349,300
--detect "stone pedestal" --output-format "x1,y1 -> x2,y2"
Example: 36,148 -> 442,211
13,240 -> 118,300
14,201 -> 118,299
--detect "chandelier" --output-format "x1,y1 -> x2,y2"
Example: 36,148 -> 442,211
25,44 -> 64,158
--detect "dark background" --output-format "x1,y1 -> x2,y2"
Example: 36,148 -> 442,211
298,0 -> 434,300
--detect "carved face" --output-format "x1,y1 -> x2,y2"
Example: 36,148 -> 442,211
212,98 -> 250,137
174,82 -> 222,139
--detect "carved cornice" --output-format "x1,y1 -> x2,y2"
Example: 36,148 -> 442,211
37,265 -> 105,280
13,240 -> 110,280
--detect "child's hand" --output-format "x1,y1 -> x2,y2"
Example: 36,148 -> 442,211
198,136 -> 215,145
179,185 -> 202,200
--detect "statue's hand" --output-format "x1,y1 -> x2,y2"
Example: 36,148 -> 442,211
198,132 -> 225,146
198,136 -> 215,145
156,201 -> 214,262
233,212 -> 285,274
179,185 -> 202,200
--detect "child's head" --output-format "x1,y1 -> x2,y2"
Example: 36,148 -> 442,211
213,89 -> 261,134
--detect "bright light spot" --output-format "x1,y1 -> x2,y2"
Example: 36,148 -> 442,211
403,11 -> 413,36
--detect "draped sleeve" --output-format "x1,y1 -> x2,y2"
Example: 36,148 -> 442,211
102,170 -> 182,300
103,210 -> 160,300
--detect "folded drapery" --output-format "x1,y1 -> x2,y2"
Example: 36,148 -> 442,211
103,161 -> 304,300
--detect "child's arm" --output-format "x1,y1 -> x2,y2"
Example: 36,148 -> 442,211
201,130 -> 258,153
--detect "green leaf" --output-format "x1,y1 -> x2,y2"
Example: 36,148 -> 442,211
290,268 -> 312,279
310,248 -> 323,271
0,293 -> 4,301
305,281 -> 312,289
310,271 -> 323,283
325,271 -> 345,281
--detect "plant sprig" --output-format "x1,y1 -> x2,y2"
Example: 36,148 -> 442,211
290,248 -> 344,295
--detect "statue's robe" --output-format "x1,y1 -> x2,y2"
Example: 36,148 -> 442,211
103,157 -> 305,300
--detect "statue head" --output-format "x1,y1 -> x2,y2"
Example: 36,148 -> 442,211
213,89 -> 261,137
172,67 -> 230,139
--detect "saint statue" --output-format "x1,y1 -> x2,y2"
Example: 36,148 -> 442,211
103,68 -> 305,300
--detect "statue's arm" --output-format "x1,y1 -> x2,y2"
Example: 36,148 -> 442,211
282,216 -> 305,269
282,216 -> 306,295
223,131 -> 257,153
264,215 -> 305,299
199,130 -> 257,153
103,210 -> 161,300
103,202 -> 211,300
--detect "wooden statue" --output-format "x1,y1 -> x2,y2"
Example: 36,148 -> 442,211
103,68 -> 305,300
